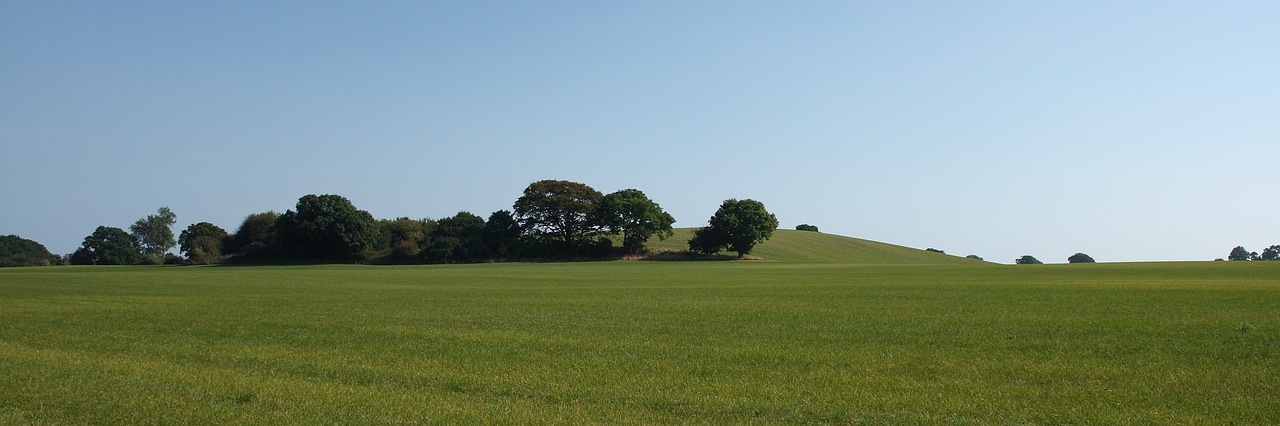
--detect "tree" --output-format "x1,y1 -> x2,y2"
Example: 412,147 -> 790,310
275,194 -> 384,262
423,212 -> 487,262
230,211 -> 279,259
598,189 -> 676,254
795,224 -> 819,232
130,207 -> 177,262
178,222 -> 229,264
71,226 -> 143,265
513,180 -> 604,253
965,254 -> 984,261
1228,246 -> 1252,261
687,199 -> 779,258
1015,255 -> 1042,265
179,222 -> 229,258
1262,245 -> 1280,261
0,235 -> 58,267
1067,252 -> 1096,263
484,210 -> 522,259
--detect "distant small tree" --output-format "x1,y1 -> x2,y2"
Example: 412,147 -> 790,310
926,248 -> 945,254
965,254 -> 984,261
1228,246 -> 1252,261
1015,255 -> 1042,265
71,226 -> 143,265
1067,252 -> 1096,263
130,207 -> 177,262
1262,245 -> 1280,261
688,199 -> 779,258
795,224 -> 819,232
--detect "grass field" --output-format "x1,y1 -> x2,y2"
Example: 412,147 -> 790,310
1,237 -> 1278,424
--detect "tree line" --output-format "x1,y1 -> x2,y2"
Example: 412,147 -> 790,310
1225,245 -> 1280,261
1,180 -> 780,266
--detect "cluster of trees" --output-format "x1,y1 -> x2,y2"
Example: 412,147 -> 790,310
67,207 -> 179,265
1014,253 -> 1096,264
1227,245 -> 1280,261
41,180 -> 782,266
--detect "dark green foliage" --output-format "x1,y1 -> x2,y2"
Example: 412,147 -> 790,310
178,222 -> 229,259
423,212 -> 487,262
379,217 -> 431,261
0,235 -> 58,267
129,207 -> 177,261
1068,252 -> 1096,263
795,224 -> 819,232
234,211 -> 279,250
379,217 -> 430,252
598,189 -> 675,254
1262,245 -> 1280,261
231,212 -> 279,258
1228,246 -> 1251,261
484,210 -> 522,259
185,236 -> 224,265
1015,255 -> 1043,265
514,180 -> 605,253
926,248 -> 945,254
687,199 -> 779,258
71,226 -> 143,265
275,194 -> 384,262
966,254 -> 984,261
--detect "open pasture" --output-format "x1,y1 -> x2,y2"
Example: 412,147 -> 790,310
1,261 -> 1278,424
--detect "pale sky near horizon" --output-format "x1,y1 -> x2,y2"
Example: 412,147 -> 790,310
2,1 -> 1277,263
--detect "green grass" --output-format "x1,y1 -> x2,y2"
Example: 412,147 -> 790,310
650,228 -> 982,264
1,261 -> 1278,424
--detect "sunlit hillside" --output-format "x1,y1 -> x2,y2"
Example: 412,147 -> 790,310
646,229 -> 985,264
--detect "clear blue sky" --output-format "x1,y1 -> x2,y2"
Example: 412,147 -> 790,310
3,1 -> 1277,263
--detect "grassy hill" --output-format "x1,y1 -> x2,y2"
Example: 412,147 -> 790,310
646,228 -> 983,264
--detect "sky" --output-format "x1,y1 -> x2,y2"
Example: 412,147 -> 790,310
2,1 -> 1277,263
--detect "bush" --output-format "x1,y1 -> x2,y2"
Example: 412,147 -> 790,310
795,224 -> 819,232
1015,255 -> 1043,265
1067,253 -> 1096,263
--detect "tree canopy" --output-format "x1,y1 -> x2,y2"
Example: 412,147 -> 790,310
688,199 -> 779,258
1228,246 -> 1252,261
795,224 -> 819,232
1015,255 -> 1043,265
1067,252 -> 1096,263
598,189 -> 676,254
275,194 -> 383,261
0,235 -> 58,267
130,207 -> 177,262
1262,245 -> 1280,261
71,226 -> 143,265
514,180 -> 604,253
179,222 -> 229,265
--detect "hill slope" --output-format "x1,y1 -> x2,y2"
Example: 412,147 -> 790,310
646,229 -> 983,264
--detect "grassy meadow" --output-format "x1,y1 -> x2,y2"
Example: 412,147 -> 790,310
1,234 -> 1278,424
